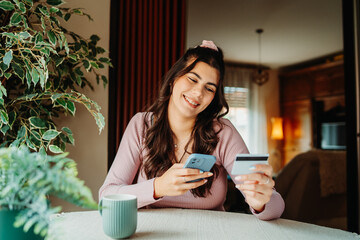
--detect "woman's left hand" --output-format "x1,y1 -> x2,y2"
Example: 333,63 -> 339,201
235,164 -> 275,213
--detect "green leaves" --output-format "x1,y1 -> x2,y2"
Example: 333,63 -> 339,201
11,62 -> 24,80
50,7 -> 59,13
0,1 -> 15,11
62,127 -> 74,144
31,68 -> 40,85
47,30 -> 56,46
18,2 -> 26,13
19,31 -> 31,40
49,144 -> 62,153
29,117 -> 47,129
0,110 -> 9,124
0,0 -> 111,154
82,59 -> 90,71
66,100 -> 75,115
10,12 -> 22,26
0,83 -> 7,101
39,5 -> 50,17
3,50 -> 12,67
46,0 -> 64,6
34,32 -> 43,44
95,112 -> 105,133
0,146 -> 98,237
8,112 -> 77,152
64,13 -> 71,21
42,130 -> 60,140
17,126 -> 26,140
8,111 -> 16,128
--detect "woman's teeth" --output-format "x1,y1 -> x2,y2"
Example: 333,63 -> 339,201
184,95 -> 199,106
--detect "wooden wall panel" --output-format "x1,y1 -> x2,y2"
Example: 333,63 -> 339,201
279,60 -> 345,165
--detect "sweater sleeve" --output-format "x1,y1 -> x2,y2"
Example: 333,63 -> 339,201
218,119 -> 285,220
98,113 -> 161,208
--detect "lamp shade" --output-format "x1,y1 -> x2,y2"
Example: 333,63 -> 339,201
271,117 -> 284,140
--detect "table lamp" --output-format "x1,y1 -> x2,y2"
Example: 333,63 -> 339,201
271,117 -> 284,140
270,117 -> 284,174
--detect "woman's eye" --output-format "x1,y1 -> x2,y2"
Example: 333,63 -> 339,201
206,87 -> 215,93
188,77 -> 197,83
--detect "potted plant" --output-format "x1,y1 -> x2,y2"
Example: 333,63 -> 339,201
0,0 -> 111,152
0,146 -> 98,239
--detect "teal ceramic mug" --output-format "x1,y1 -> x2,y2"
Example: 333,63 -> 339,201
99,194 -> 137,239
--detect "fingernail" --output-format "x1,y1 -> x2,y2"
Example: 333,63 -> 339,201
204,179 -> 208,183
249,165 -> 256,170
235,176 -> 242,180
208,172 -> 213,176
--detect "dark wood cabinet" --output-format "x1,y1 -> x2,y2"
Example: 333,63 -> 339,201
281,100 -> 313,165
281,73 -> 312,102
279,60 -> 344,166
312,64 -> 344,97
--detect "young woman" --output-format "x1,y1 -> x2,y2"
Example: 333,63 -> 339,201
99,40 -> 284,220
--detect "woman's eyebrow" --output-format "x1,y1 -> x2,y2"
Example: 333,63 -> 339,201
189,71 -> 201,79
207,82 -> 218,88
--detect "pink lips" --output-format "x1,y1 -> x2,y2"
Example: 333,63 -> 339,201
183,95 -> 199,108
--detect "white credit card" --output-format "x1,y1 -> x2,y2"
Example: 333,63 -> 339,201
231,154 -> 269,175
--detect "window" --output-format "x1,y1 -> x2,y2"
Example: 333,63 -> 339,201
222,65 -> 267,154
223,86 -> 250,147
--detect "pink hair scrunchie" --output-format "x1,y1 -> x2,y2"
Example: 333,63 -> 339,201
199,40 -> 218,51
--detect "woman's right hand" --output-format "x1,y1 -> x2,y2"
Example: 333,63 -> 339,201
153,163 -> 213,199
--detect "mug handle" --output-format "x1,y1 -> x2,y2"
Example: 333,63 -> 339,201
99,199 -> 103,216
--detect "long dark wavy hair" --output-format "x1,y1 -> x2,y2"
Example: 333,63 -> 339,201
142,45 -> 229,197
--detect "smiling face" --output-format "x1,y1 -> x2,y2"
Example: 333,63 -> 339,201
168,61 -> 219,120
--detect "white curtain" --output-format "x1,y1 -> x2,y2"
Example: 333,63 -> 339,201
224,65 -> 268,154
249,81 -> 268,154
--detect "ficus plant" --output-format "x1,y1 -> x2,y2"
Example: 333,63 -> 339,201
0,0 -> 111,153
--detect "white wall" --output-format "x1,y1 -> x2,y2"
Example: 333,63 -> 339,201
186,0 -> 343,69
263,70 -> 282,174
52,0 -> 110,211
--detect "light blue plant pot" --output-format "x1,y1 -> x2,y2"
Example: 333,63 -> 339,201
0,209 -> 44,240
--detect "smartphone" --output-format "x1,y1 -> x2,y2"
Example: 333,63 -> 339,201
183,153 -> 216,182
231,154 -> 269,175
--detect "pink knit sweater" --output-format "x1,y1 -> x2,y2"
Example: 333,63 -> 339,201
99,112 -> 284,220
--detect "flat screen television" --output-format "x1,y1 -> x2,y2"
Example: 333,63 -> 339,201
321,122 -> 346,150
